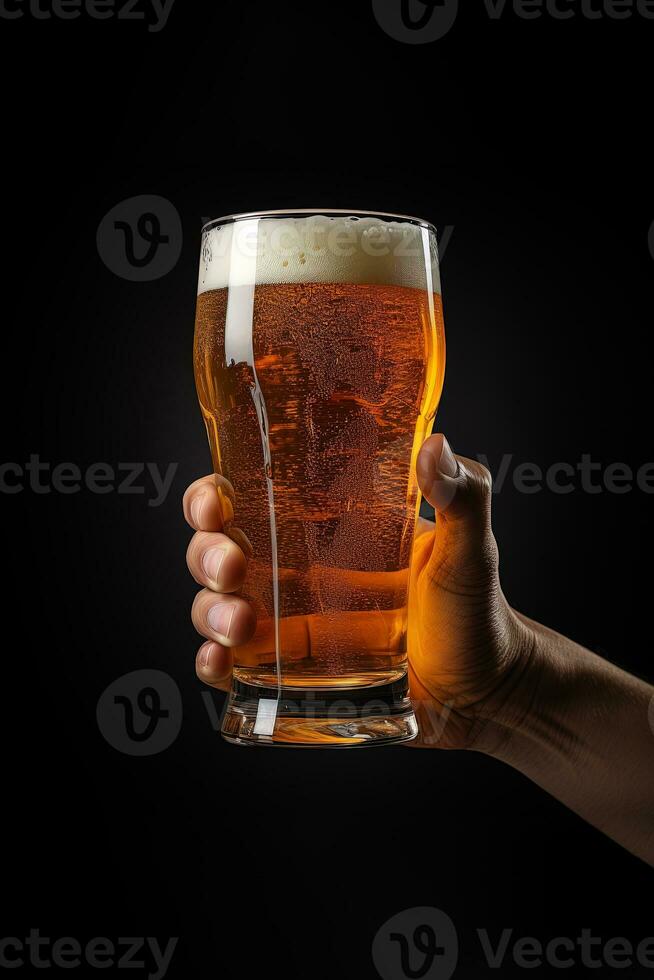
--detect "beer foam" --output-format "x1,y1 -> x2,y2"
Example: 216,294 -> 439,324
198,214 -> 441,294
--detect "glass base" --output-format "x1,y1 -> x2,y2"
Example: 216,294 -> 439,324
221,678 -> 418,748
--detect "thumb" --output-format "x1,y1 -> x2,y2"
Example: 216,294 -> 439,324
417,434 -> 493,529
416,434 -> 497,588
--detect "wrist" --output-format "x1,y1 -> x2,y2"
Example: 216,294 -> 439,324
468,617 -> 567,761
472,616 -> 607,780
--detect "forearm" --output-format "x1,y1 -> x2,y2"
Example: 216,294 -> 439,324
477,617 -> 654,865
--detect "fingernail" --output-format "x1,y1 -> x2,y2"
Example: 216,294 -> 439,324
208,603 -> 236,638
228,526 -> 253,559
201,546 -> 227,583
219,492 -> 234,525
439,437 -> 459,478
417,446 -> 437,488
199,643 -> 212,668
190,491 -> 207,527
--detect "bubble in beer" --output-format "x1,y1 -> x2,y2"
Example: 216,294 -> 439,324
193,213 -> 445,697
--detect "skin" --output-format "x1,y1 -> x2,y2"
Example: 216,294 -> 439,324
184,433 -> 654,866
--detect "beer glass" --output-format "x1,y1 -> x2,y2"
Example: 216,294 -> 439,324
194,210 -> 445,747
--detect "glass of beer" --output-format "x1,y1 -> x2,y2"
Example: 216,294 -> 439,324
194,210 -> 445,747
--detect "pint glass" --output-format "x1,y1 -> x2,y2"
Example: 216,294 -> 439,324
194,210 -> 445,747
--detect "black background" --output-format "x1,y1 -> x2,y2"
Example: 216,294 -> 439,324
2,0 -> 652,977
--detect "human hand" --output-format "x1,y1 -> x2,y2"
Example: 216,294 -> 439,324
406,433 -> 535,748
183,433 -> 537,751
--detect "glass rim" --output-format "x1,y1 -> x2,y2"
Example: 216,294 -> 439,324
201,209 -> 437,234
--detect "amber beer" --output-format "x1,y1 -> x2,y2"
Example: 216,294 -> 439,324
194,211 -> 445,746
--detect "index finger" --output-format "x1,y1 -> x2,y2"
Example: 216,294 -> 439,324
183,473 -> 236,532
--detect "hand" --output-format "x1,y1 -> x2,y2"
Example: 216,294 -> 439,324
183,433 -> 537,751
406,433 -> 539,748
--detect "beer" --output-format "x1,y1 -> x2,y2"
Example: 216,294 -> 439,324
194,212 -> 445,745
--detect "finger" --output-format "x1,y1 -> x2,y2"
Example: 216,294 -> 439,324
196,641 -> 233,692
183,474 -> 235,532
191,589 -> 257,647
415,433 -> 498,589
417,433 -> 492,531
186,531 -> 247,592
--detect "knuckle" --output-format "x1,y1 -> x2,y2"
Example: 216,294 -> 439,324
190,589 -> 208,627
474,463 -> 493,498
185,533 -> 199,569
183,477 -> 208,508
185,534 -> 207,582
480,533 -> 500,574
186,530 -> 210,560
462,460 -> 493,508
195,662 -> 219,686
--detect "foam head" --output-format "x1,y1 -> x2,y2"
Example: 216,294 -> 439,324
198,214 -> 441,294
